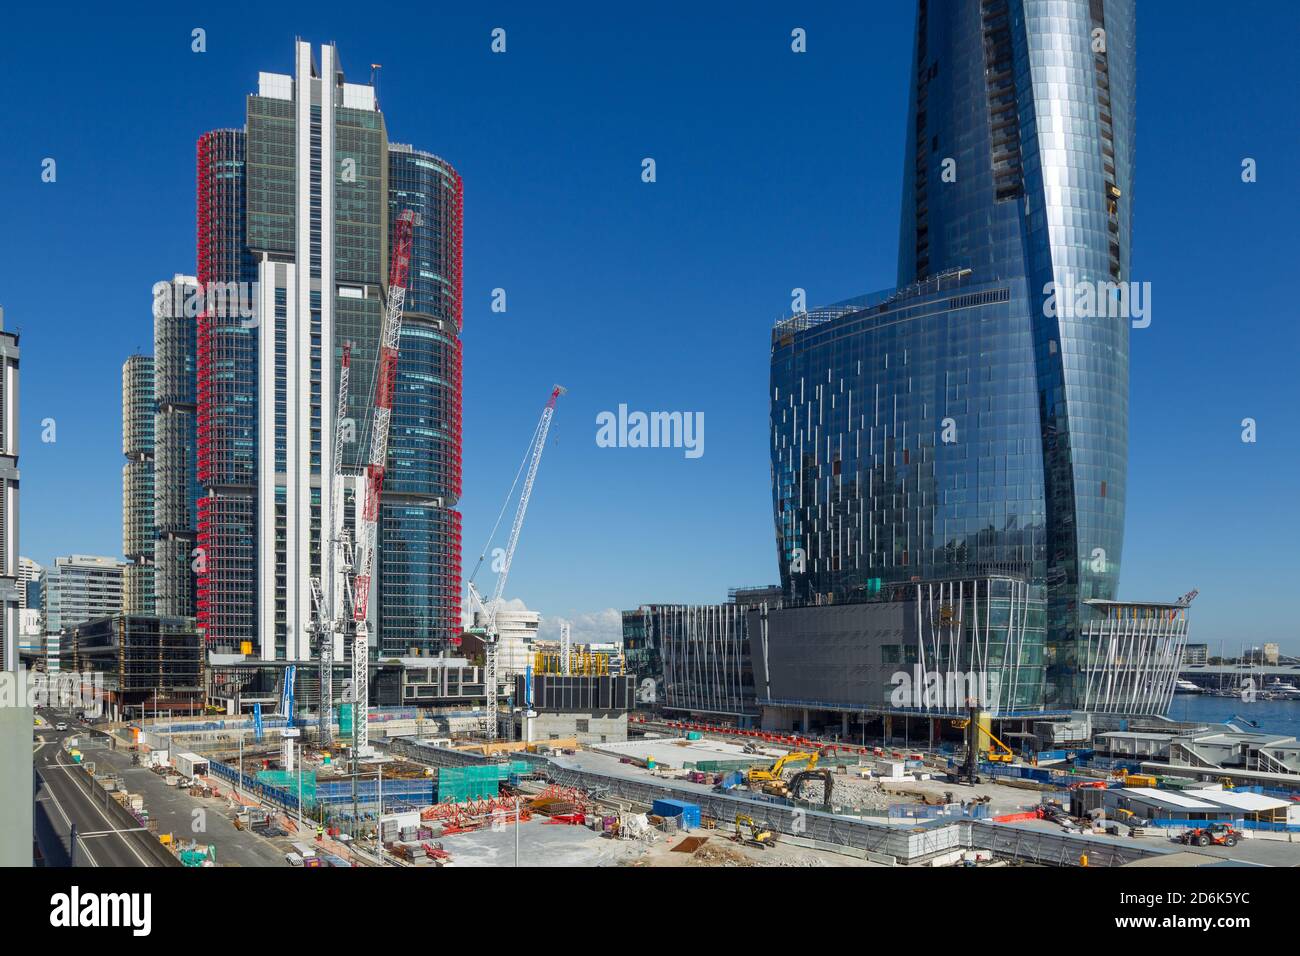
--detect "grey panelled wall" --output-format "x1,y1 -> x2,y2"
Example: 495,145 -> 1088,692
657,604 -> 757,718
748,576 -> 1045,716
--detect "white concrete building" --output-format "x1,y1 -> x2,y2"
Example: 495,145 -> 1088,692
473,605 -> 540,679
41,555 -> 125,672
17,557 -> 40,610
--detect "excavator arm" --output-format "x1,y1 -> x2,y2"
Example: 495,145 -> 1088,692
747,750 -> 820,785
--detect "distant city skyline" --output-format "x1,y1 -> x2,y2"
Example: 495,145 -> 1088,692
3,3 -> 1297,653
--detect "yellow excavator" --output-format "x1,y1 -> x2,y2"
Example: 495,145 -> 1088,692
950,718 -> 1015,763
746,750 -> 820,787
733,814 -> 775,848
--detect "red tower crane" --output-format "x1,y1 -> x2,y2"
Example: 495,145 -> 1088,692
349,207 -> 418,754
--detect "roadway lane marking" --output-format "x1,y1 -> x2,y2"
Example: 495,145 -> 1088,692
51,748 -> 153,867
36,776 -> 100,867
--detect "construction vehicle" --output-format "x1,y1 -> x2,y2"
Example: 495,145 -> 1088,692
950,717 -> 1015,763
733,814 -> 775,848
1179,823 -> 1242,848
466,385 -> 566,740
788,768 -> 834,808
946,702 -> 985,784
746,750 -> 820,787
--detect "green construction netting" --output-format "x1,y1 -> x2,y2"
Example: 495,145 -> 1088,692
436,762 -> 530,803
257,769 -> 317,802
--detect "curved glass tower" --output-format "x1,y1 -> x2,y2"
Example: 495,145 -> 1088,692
771,0 -> 1134,708
380,146 -> 464,656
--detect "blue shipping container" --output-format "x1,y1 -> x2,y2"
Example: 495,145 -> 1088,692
652,799 -> 702,829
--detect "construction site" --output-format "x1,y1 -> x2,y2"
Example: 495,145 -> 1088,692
50,692 -> 1286,871
59,206 -> 1297,868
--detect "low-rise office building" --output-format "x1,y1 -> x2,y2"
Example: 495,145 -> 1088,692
60,614 -> 202,719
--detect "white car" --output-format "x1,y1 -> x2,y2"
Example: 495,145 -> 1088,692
55,722 -> 68,732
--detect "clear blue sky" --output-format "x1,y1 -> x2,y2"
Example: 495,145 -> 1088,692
1,1 -> 1296,650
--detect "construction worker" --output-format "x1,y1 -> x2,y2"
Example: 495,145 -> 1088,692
316,823 -> 324,841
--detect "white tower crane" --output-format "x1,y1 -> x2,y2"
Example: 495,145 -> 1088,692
308,341 -> 352,746
467,384 -> 565,740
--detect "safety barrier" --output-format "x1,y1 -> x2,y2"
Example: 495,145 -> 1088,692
889,802 -> 990,821
1140,816 -> 1300,834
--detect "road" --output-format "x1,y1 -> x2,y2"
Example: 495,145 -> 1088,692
33,711 -> 178,867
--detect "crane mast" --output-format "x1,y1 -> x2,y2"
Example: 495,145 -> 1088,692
559,620 -> 572,676
349,208 -> 418,755
310,342 -> 352,746
473,384 -> 564,740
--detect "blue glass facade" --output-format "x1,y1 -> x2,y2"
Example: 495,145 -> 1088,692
771,0 -> 1135,709
380,147 -> 464,656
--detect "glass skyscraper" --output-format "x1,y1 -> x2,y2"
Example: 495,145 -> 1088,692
770,0 -> 1136,709
153,275 -> 200,619
195,42 -> 464,660
380,146 -> 464,656
121,354 -> 156,615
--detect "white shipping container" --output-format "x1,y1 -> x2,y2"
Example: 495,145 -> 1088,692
173,752 -> 210,779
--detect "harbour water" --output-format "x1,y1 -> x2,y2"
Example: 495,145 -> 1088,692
1164,693 -> 1300,736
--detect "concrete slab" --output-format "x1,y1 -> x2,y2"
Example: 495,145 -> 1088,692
594,736 -> 786,766
434,818 -> 646,867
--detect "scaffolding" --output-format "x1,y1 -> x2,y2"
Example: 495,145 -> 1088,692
63,614 -> 204,715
